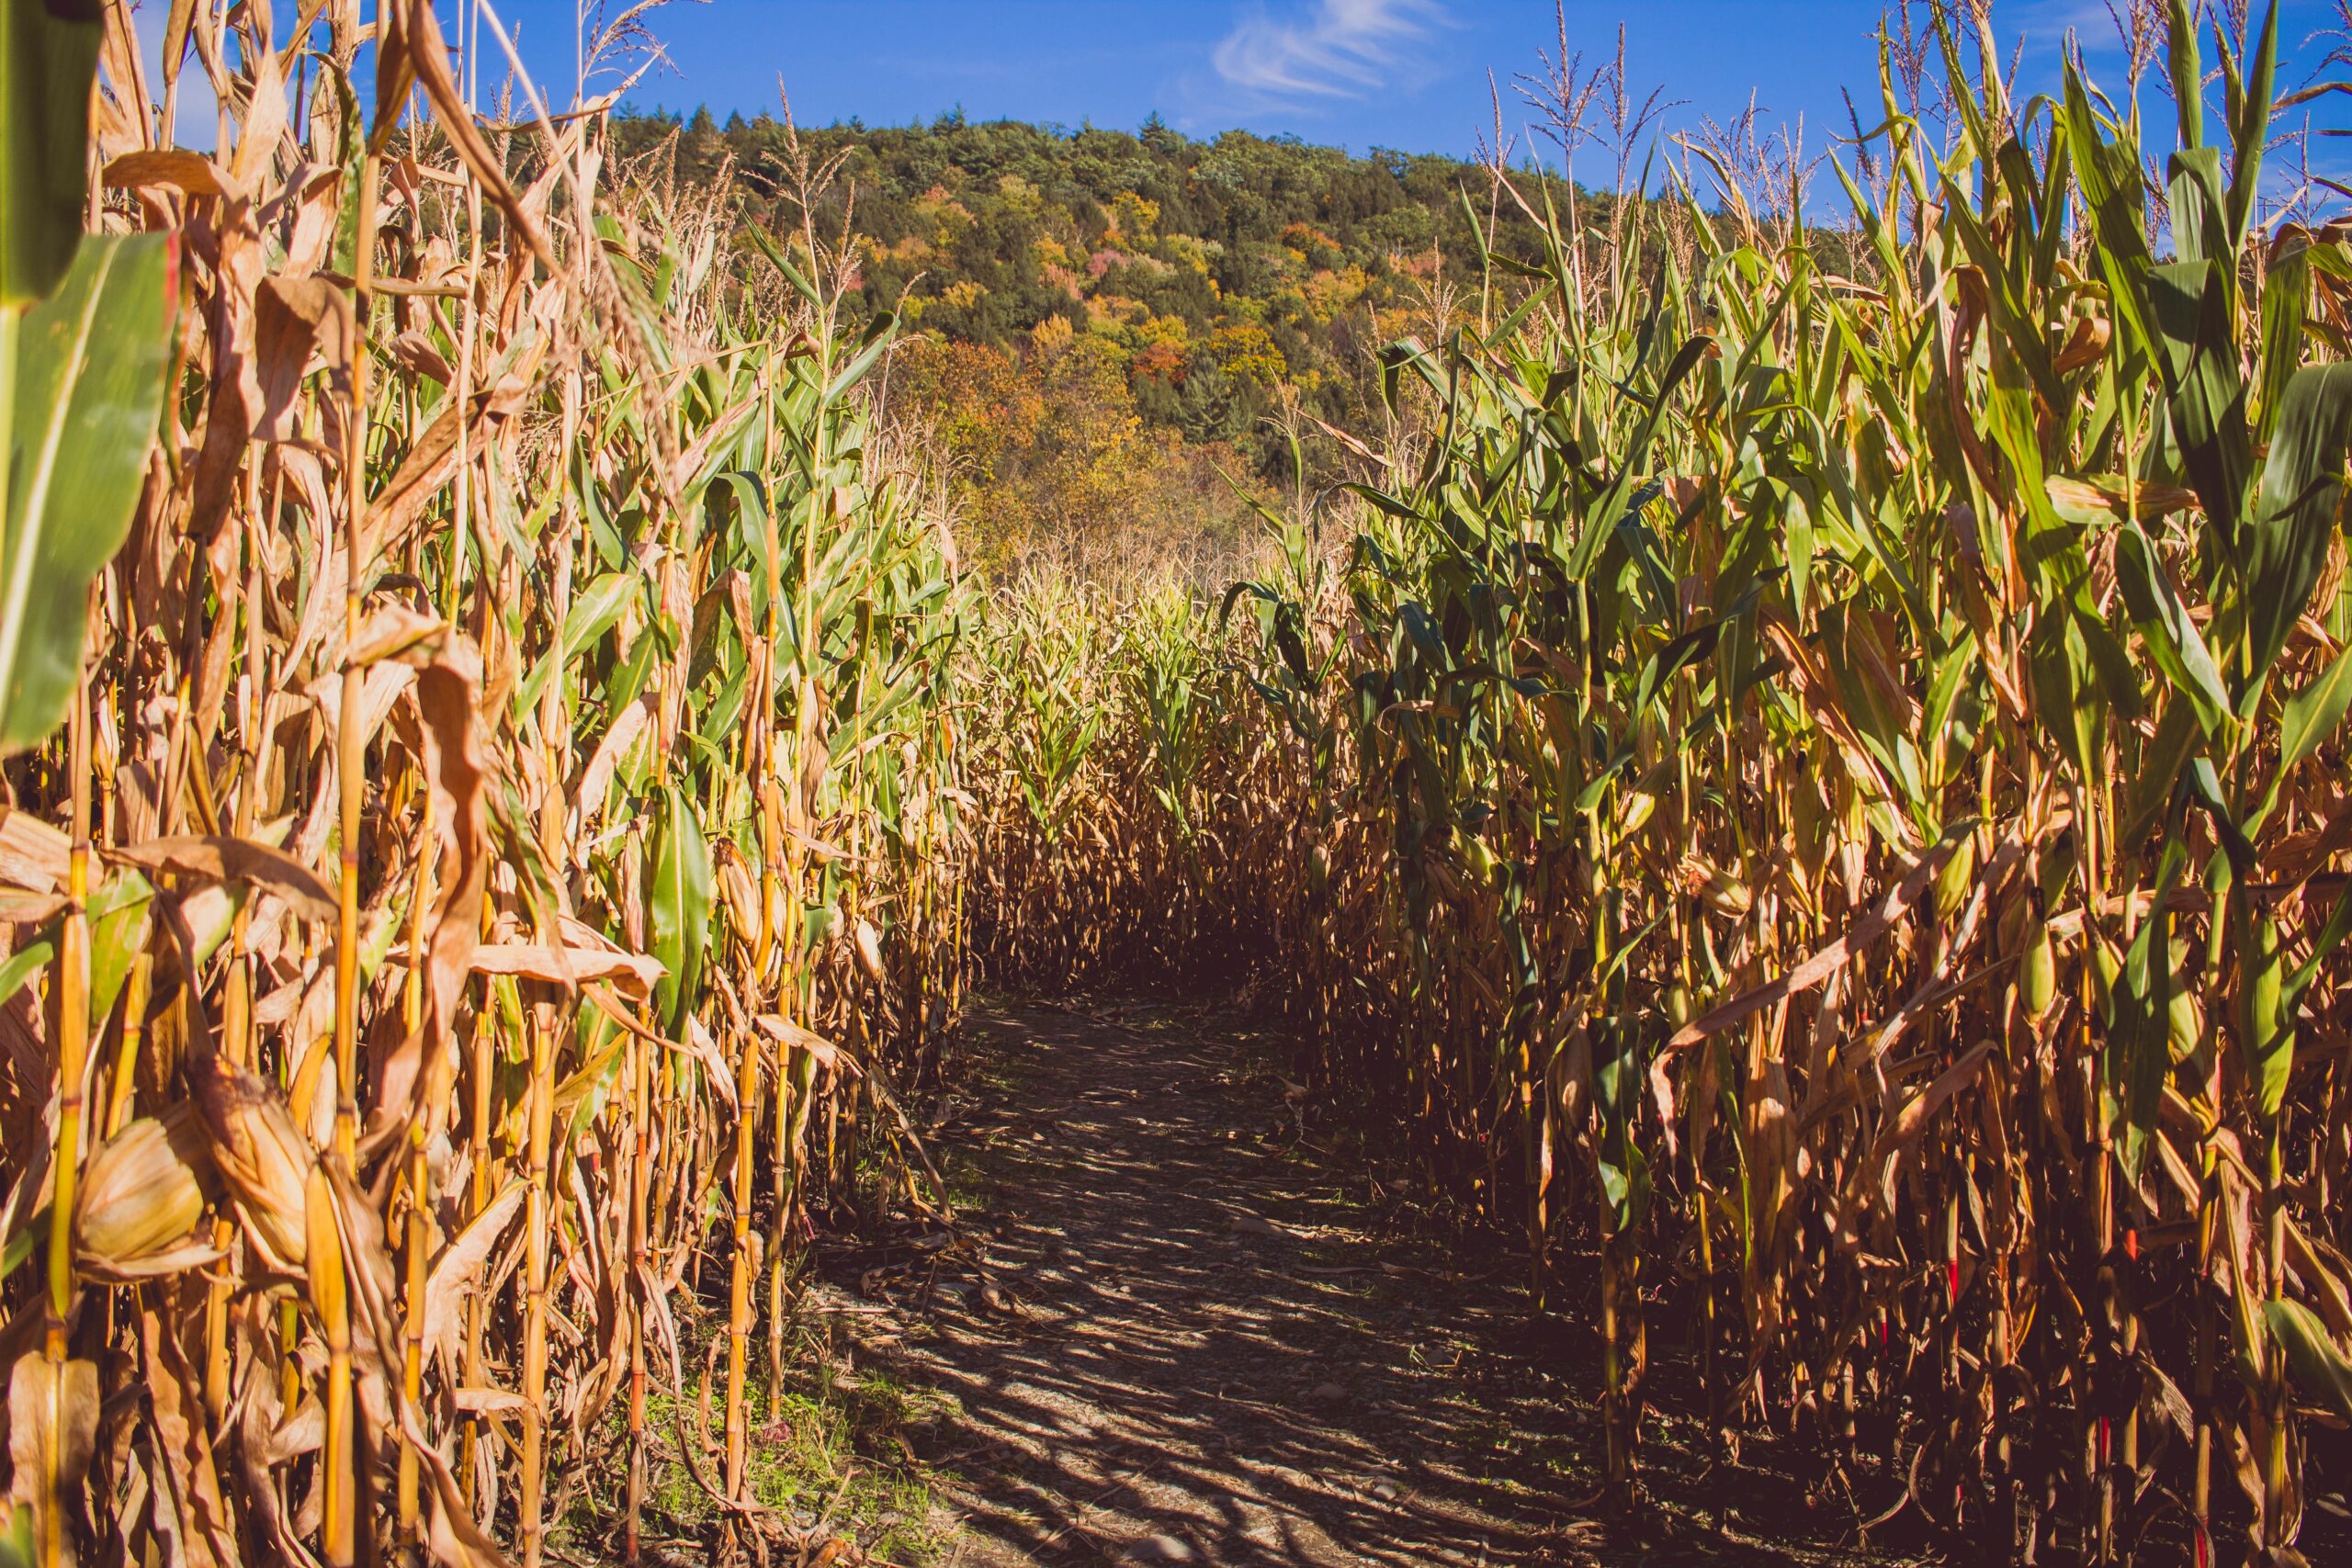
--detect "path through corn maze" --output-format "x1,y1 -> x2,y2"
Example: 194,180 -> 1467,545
811,999 -> 1880,1567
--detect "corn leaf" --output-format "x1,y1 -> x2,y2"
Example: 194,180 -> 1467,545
0,0 -> 101,306
1,233 -> 175,752
649,784 -> 712,1039
2244,364 -> 2352,700
2267,1297 -> 2352,1424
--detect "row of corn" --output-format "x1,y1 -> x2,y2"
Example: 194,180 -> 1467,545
987,4 -> 2352,1562
2,3 -> 982,1565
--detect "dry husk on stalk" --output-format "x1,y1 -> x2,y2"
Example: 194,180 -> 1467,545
73,1108 -> 217,1281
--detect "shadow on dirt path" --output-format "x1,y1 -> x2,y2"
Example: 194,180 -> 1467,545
810,997 -> 1871,1567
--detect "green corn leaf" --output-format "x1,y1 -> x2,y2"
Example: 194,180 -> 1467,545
2027,607 -> 2104,785
2115,520 -> 2232,736
2266,1297 -> 2352,1425
2104,841 -> 2185,1180
1924,632 -> 1986,770
1632,618 -> 1725,717
1783,483 -> 1815,617
2166,147 -> 2231,279
605,622 -> 667,716
2124,697 -> 2202,843
2147,258 -> 2253,575
2076,604 -> 2145,726
0,1497 -> 32,1568
2,233 -> 176,752
515,569 -> 641,720
2030,117 -> 2075,289
2226,1 -> 2280,254
2061,68 -> 2156,356
742,220 -> 821,309
1596,1129 -> 1651,1233
2281,641 -> 2352,776
2187,757 -> 2261,878
712,470 -> 777,610
1928,6 -> 1995,164
85,871 -> 153,1030
1939,168 -> 2063,414
823,310 -> 897,408
1566,335 -> 1713,581
2244,364 -> 2352,701
2258,230 -> 2310,446
0,0 -> 102,307
0,940 -> 53,1012
2166,0 -> 2202,152
648,785 -> 712,1039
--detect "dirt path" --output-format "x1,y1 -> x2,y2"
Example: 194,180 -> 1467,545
811,997 -> 1855,1567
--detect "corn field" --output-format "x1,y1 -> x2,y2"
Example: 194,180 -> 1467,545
13,0 -> 2352,1563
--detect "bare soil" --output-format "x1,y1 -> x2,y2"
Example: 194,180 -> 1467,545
808,996 -> 1905,1567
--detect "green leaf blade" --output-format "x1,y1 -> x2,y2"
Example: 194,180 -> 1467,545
2,233 -> 175,752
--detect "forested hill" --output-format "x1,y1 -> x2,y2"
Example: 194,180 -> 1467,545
609,108 -> 1589,570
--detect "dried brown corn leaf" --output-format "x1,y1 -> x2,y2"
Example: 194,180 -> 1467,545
6,1352 -> 98,1568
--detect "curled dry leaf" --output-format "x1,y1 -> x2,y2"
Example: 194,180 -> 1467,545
0,890 -> 68,924
346,603 -> 449,668
136,1304 -> 241,1568
371,0 -> 557,271
1867,1042 -> 1997,1218
100,148 -> 240,200
1661,814 -> 2067,1055
306,660 -> 415,755
468,943 -> 664,997
422,1182 -> 526,1380
108,835 -> 336,924
253,273 -> 353,442
753,1013 -> 861,1077
0,809 -> 70,893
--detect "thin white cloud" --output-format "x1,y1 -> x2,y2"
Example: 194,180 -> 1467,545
1211,0 -> 1449,104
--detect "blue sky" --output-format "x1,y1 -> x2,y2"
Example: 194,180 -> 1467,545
142,2 -> 2352,176
491,0 -> 2352,164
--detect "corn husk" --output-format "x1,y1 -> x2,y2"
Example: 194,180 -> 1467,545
190,1055 -> 315,1276
75,1107 -> 218,1281
853,919 -> 887,986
